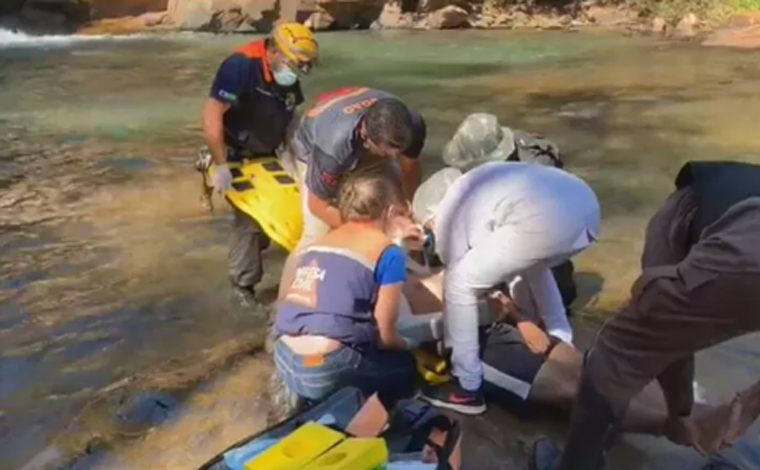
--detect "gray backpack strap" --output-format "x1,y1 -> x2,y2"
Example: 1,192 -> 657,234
511,129 -> 564,169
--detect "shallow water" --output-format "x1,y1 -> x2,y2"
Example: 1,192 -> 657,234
2,29 -> 760,469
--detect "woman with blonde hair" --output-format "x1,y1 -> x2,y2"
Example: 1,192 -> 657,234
273,163 -> 423,405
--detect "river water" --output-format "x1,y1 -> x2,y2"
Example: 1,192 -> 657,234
2,28 -> 760,470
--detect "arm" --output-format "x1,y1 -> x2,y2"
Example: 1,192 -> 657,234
204,54 -> 251,164
373,244 -> 409,350
307,193 -> 343,228
305,147 -> 345,228
399,110 -> 426,200
531,267 -> 573,344
202,98 -> 231,165
374,282 -> 409,350
398,155 -> 421,201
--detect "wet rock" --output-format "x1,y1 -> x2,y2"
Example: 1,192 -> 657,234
651,16 -> 666,34
166,0 -> 280,32
140,11 -> 167,27
86,0 -> 168,20
14,3 -> 73,35
304,10 -> 336,31
534,14 -> 568,30
416,0 -> 468,13
583,4 -> 637,28
316,0 -> 385,30
425,5 -> 468,29
116,391 -> 178,427
673,12 -> 698,39
377,0 -> 416,29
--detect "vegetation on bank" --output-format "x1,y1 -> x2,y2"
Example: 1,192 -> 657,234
622,0 -> 760,23
484,0 -> 760,23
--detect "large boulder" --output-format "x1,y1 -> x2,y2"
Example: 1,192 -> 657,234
0,0 -> 79,34
313,0 -> 385,30
376,0 -> 416,29
425,4 -> 468,29
166,0 -> 281,32
87,0 -> 168,20
416,0 -> 468,13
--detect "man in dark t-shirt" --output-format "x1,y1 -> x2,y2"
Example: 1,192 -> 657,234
202,23 -> 318,307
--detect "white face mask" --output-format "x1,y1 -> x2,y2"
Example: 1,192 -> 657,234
273,65 -> 298,86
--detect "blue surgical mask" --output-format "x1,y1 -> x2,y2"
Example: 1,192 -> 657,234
273,65 -> 298,87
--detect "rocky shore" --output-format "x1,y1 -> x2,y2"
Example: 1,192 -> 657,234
0,0 -> 759,48
0,0 -> 758,48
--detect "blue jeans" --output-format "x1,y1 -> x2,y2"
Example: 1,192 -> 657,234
274,339 -> 416,406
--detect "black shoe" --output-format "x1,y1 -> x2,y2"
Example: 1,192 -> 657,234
419,380 -> 486,415
529,438 -> 561,470
231,284 -> 259,309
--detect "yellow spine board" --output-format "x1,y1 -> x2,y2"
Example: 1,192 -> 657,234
243,421 -> 345,470
210,158 -> 303,253
300,438 -> 388,470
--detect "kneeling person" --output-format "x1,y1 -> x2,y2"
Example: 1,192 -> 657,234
273,164 -> 421,406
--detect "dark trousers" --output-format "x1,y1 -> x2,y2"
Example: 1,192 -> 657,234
579,187 -> 760,439
229,204 -> 268,290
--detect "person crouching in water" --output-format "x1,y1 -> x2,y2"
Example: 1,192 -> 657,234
273,163 -> 422,406
412,163 -> 601,415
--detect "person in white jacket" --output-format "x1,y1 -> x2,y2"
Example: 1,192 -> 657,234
413,162 -> 601,415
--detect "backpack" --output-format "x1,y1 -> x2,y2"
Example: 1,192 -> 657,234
507,129 -> 564,169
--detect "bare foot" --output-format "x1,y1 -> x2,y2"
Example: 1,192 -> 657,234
689,382 -> 760,453
722,382 -> 760,447
691,402 -> 734,454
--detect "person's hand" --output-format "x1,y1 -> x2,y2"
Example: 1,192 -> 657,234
517,321 -> 551,355
664,415 -> 708,455
486,290 -> 520,322
212,164 -> 233,194
387,211 -> 425,249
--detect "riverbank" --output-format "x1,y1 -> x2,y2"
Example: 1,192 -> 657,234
3,1 -> 760,48
0,1 -> 757,48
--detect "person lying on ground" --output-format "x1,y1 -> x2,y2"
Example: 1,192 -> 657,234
529,160 -> 760,470
278,86 -> 427,300
272,163 -> 424,407
409,162 -> 601,415
442,113 -> 576,309
401,268 -> 670,438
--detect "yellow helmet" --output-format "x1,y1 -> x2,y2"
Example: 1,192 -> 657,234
271,22 -> 319,73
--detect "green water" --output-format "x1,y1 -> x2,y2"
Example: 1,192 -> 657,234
2,30 -> 760,469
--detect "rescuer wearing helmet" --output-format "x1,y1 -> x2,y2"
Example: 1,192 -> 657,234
202,22 -> 319,308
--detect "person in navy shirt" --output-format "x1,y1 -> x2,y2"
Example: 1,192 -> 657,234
201,23 -> 318,308
273,163 -> 424,407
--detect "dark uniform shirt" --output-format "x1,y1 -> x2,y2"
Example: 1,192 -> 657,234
291,87 -> 427,200
209,39 -> 304,160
